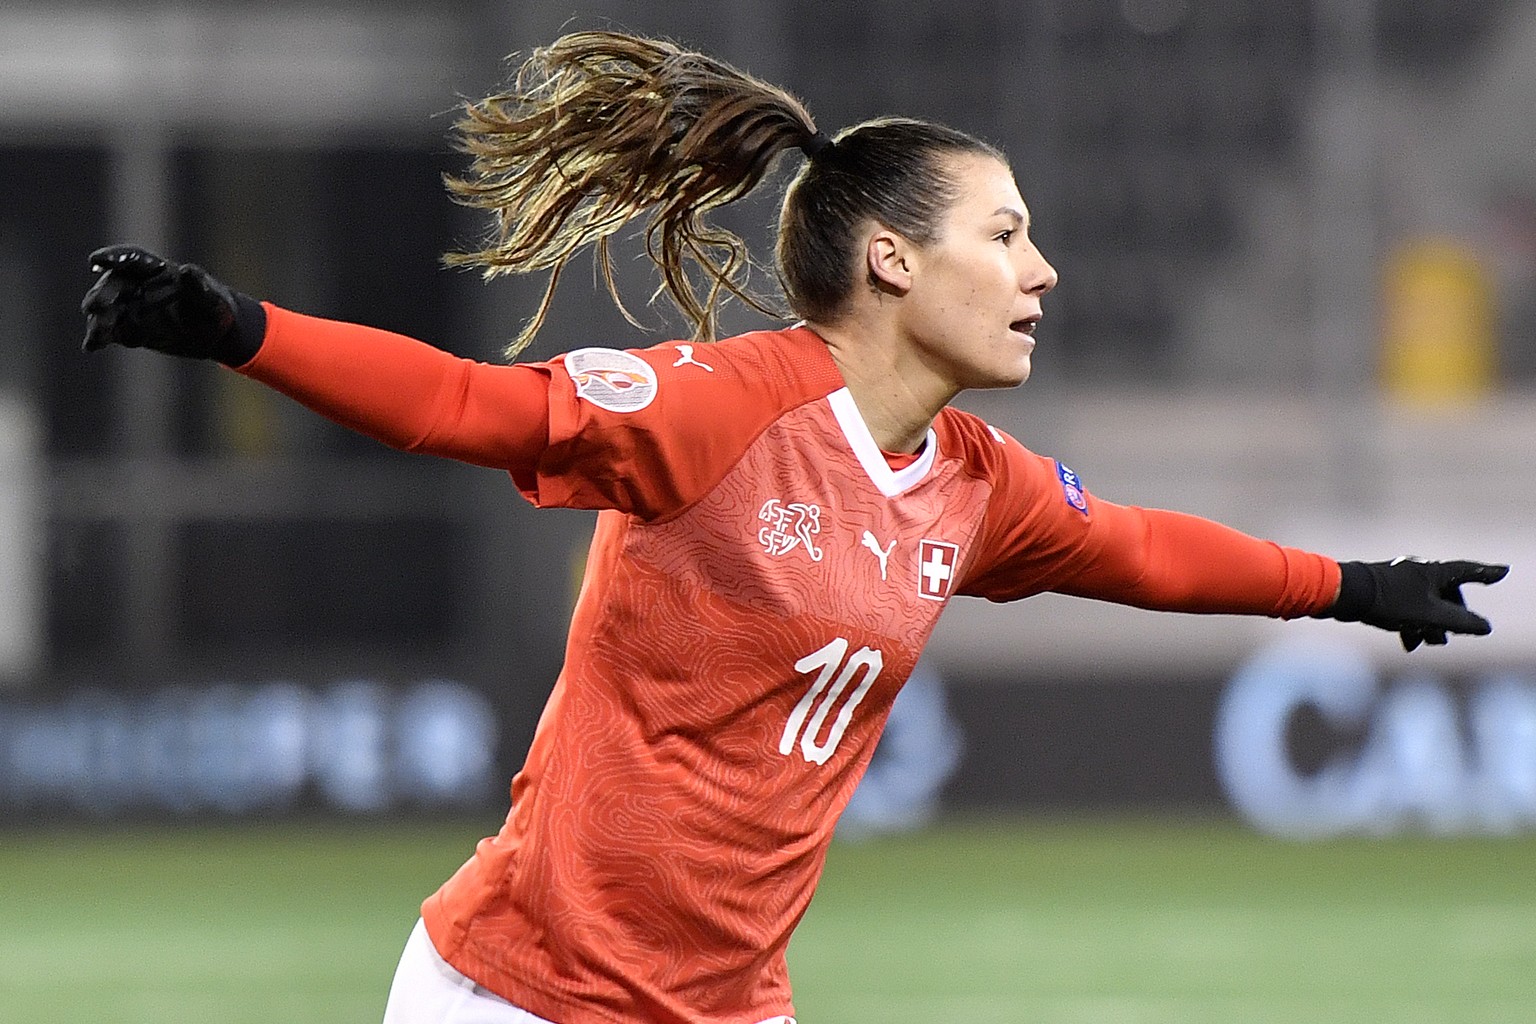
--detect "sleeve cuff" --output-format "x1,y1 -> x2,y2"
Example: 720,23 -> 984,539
216,291 -> 269,367
1318,561 -> 1374,622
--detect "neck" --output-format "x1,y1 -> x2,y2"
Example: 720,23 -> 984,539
806,317 -> 955,454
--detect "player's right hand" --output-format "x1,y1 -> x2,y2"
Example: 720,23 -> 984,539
81,244 -> 264,365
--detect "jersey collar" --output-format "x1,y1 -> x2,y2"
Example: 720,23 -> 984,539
826,388 -> 938,497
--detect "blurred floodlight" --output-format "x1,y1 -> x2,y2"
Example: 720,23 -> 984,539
0,396 -> 40,686
0,6 -> 467,132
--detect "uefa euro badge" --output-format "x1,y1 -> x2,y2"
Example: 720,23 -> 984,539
1056,460 -> 1088,515
564,347 -> 658,413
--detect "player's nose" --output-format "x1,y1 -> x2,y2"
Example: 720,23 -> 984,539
1021,245 -> 1058,296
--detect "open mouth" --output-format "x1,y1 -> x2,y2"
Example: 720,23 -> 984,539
1010,316 -> 1041,336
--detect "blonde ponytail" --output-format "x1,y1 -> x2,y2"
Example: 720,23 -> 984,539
444,31 -> 822,357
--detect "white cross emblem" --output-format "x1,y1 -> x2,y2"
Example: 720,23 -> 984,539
917,539 -> 959,600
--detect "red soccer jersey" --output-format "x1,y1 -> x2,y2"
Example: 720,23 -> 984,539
238,308 -> 1340,1024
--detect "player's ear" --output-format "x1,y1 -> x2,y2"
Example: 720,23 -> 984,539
866,229 -> 914,296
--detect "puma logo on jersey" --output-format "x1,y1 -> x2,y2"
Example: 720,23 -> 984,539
672,344 -> 715,372
758,499 -> 824,562
860,530 -> 895,580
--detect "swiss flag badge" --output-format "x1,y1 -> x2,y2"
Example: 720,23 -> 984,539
917,539 -> 960,601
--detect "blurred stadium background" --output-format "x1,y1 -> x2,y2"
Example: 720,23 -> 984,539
2,0 -> 1535,1021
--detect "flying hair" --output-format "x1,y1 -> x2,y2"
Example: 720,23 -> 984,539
443,31 -> 822,357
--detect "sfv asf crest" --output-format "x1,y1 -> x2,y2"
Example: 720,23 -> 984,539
759,499 -> 824,561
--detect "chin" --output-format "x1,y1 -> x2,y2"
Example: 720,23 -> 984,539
984,357 -> 1032,390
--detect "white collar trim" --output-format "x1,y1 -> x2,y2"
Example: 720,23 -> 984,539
826,387 -> 938,497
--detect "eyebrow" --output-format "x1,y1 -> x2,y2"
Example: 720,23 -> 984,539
994,207 -> 1028,228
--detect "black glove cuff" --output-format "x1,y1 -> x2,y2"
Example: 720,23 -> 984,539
1320,561 -> 1377,622
217,291 -> 268,367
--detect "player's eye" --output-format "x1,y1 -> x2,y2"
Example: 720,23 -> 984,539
995,229 -> 1014,244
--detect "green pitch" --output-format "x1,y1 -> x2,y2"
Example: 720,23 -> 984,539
2,816 -> 1533,1023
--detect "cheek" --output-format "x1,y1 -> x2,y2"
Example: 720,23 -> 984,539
917,258 -> 1008,330
965,261 -> 1015,311
916,271 -> 972,323
941,268 -> 996,317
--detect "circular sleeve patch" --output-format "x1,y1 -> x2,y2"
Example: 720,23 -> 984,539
562,347 -> 658,413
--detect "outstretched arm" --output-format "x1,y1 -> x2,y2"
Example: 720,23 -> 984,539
959,442 -> 1505,650
1049,500 -> 1340,618
238,305 -> 550,474
1059,502 -> 1507,651
80,245 -> 549,481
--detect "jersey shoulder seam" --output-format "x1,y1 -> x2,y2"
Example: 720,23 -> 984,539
642,329 -> 845,525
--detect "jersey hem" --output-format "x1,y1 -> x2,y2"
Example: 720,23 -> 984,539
423,909 -> 796,1024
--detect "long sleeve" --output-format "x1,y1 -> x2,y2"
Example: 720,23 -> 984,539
1049,500 -> 1341,618
235,304 -> 550,482
955,426 -> 1340,619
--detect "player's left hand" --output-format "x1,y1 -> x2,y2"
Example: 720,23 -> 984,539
1322,558 -> 1508,651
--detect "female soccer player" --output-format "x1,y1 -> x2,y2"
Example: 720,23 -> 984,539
80,30 -> 1504,1024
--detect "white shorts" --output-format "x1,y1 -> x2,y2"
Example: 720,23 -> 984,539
380,918 -> 795,1024
381,919 -> 554,1024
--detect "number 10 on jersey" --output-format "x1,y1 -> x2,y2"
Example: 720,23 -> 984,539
779,638 -> 884,766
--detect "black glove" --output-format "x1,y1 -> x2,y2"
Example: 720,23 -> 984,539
1319,558 -> 1508,651
81,244 -> 266,366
